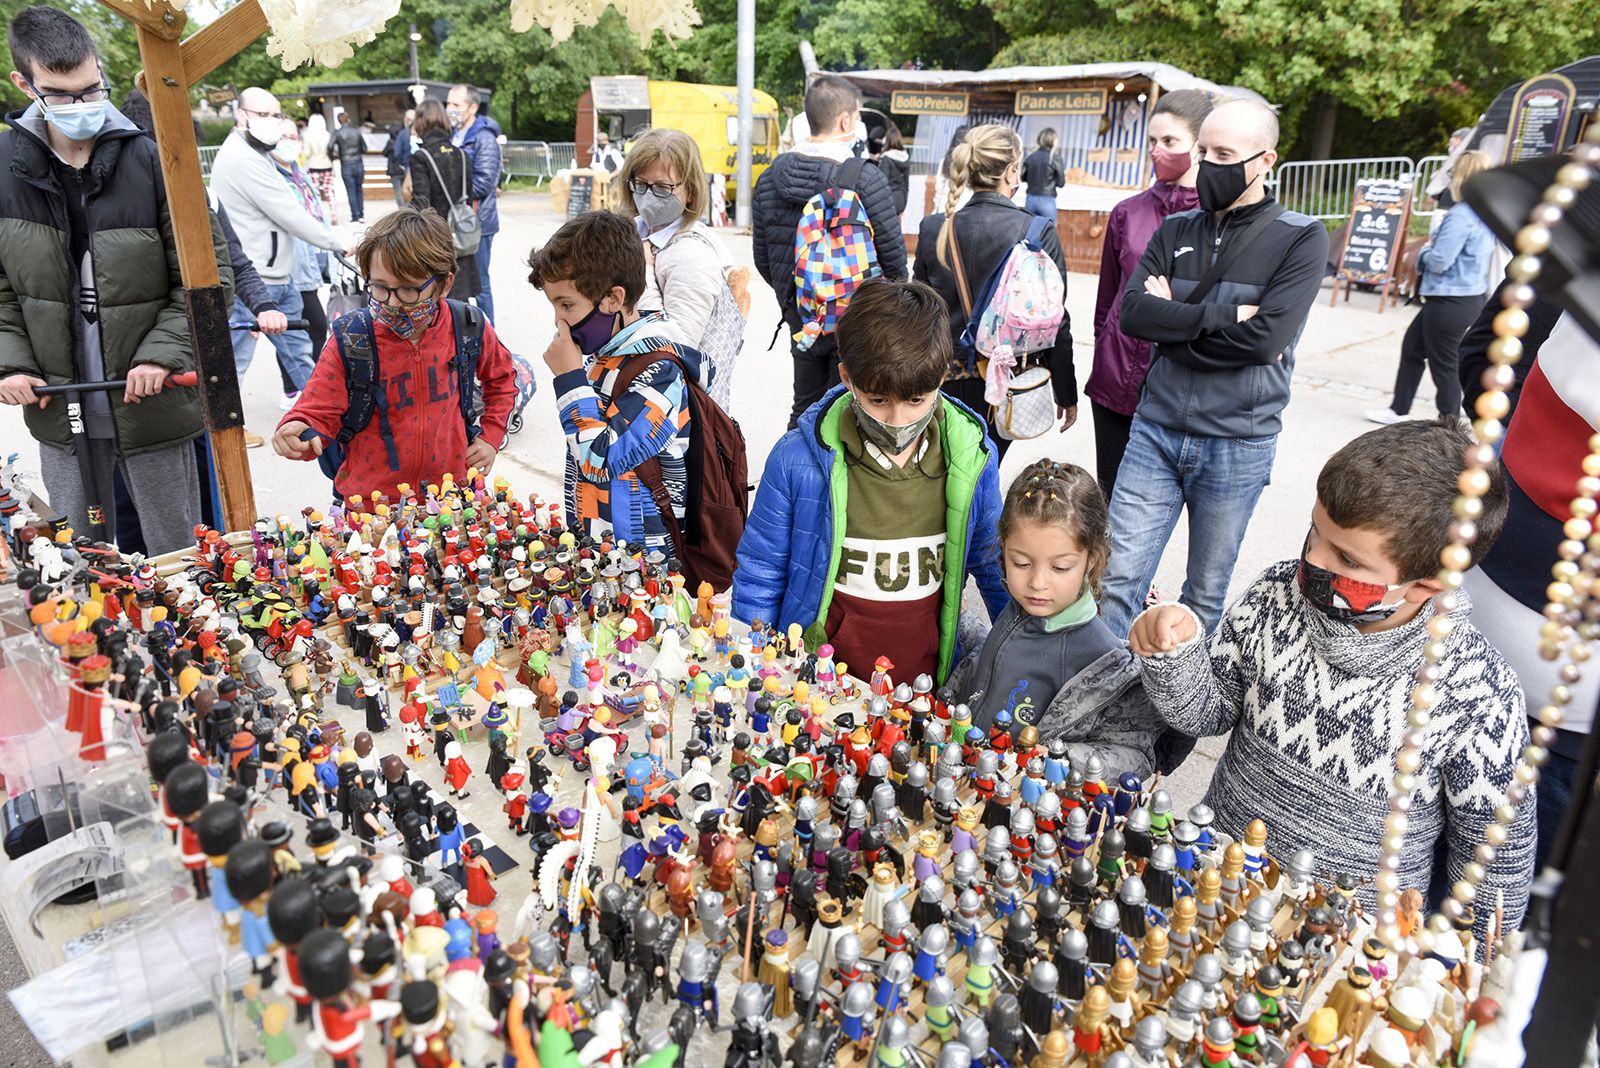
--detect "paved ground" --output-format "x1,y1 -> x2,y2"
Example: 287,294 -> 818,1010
0,191 -> 1430,1058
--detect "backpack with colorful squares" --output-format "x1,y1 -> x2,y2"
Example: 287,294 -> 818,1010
791,157 -> 881,351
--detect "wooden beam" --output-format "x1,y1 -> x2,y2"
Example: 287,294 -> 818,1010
95,0 -> 185,41
134,24 -> 258,533
179,0 -> 270,89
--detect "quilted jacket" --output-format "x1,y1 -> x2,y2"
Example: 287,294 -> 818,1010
0,104 -> 234,455
731,385 -> 1008,683
751,144 -> 908,332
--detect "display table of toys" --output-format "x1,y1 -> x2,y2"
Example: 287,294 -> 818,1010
0,461 -> 1552,1068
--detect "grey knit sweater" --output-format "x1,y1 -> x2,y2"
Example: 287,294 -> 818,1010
1138,562 -> 1534,936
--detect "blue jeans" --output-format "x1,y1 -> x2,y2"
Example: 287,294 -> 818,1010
341,166 -> 365,220
1025,194 -> 1057,220
473,232 -> 495,323
231,285 -> 315,391
1100,415 -> 1278,637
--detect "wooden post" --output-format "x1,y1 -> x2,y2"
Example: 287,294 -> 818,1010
97,0 -> 270,534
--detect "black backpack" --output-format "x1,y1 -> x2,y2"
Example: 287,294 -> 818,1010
319,299 -> 485,490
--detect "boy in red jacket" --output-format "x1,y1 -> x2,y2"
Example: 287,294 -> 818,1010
273,208 -> 517,500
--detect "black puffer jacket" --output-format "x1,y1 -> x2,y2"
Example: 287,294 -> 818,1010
751,146 -> 909,331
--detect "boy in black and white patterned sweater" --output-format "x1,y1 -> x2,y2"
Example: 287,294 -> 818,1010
1130,419 -> 1534,939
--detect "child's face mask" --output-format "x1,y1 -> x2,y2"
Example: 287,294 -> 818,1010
1296,540 -> 1413,625
566,300 -> 620,354
855,403 -> 937,455
369,294 -> 439,340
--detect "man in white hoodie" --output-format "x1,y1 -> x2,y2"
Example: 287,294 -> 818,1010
211,87 -> 350,440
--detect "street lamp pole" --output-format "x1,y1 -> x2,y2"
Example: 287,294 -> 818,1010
734,0 -> 754,229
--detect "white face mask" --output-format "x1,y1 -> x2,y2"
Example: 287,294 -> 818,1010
271,142 -> 299,164
247,115 -> 283,147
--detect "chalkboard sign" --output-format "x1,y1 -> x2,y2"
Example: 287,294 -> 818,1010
567,172 -> 595,220
1331,177 -> 1412,313
1506,73 -> 1577,163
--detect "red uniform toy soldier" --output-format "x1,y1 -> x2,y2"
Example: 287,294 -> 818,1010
301,927 -> 398,1067
164,761 -> 212,898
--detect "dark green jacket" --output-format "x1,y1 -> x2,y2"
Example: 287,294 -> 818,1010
0,104 -> 233,455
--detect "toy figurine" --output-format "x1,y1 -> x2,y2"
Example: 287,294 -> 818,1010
1072,986 -> 1112,1063
965,936 -> 998,1008
444,738 -> 472,798
301,927 -> 398,1067
925,975 -> 959,1042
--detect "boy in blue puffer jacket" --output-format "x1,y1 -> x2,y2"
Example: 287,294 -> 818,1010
733,279 -> 1008,686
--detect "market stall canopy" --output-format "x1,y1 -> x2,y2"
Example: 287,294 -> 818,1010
839,63 -> 1268,106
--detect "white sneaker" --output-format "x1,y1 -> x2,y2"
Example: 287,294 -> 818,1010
280,390 -> 300,411
1364,407 -> 1404,425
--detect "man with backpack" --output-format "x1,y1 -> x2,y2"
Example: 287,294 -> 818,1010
1099,99 -> 1329,638
272,208 -> 518,502
753,75 -> 907,430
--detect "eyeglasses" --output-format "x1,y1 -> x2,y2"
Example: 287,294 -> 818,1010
628,178 -> 683,198
365,277 -> 441,305
240,107 -> 291,122
26,77 -> 110,108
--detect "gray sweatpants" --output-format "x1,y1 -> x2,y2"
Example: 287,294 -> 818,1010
38,437 -> 201,556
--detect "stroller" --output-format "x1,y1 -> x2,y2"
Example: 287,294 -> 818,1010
329,255 -> 538,433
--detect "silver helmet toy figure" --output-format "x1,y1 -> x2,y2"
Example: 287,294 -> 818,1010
983,826 -> 1012,866
1009,806 -> 1035,840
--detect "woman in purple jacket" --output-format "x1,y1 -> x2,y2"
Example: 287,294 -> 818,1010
1086,90 -> 1213,499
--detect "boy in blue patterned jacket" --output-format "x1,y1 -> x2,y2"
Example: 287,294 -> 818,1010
1128,418 -> 1533,943
530,210 -> 701,552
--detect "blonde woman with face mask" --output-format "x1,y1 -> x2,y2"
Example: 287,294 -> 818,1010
913,124 -> 1078,459
619,128 -> 748,411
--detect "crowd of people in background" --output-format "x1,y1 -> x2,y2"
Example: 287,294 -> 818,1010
0,1 -> 1575,944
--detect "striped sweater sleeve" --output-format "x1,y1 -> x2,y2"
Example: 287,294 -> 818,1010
554,358 -> 687,484
1136,599 -> 1250,738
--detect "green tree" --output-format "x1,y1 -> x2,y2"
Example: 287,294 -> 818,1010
810,0 -> 1005,72
1083,0 -> 1600,159
646,0 -> 811,113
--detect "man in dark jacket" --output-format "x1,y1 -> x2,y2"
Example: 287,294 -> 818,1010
752,75 -> 908,429
448,85 -> 501,323
384,107 -> 414,208
330,108 -> 366,222
0,5 -> 233,554
1101,99 -> 1329,638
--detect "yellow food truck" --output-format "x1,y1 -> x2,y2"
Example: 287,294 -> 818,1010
576,76 -> 781,182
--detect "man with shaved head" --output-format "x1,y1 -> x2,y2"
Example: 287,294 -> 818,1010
212,88 -> 350,440
1099,97 -> 1330,638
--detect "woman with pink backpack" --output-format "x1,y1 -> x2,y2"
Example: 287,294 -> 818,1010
913,124 -> 1075,459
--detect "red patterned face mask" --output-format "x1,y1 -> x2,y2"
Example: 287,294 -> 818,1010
1296,544 -> 1410,625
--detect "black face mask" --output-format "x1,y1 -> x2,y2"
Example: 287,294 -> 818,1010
1196,150 -> 1266,213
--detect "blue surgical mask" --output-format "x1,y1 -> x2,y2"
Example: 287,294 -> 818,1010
43,99 -> 108,143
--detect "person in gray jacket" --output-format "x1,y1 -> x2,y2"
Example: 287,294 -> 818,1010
1099,100 -> 1329,639
210,87 -> 350,438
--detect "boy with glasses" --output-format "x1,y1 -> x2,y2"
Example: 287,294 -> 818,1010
273,208 -> 517,503
0,5 -> 232,554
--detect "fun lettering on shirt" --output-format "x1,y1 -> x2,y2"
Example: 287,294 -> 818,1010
835,535 -> 945,602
